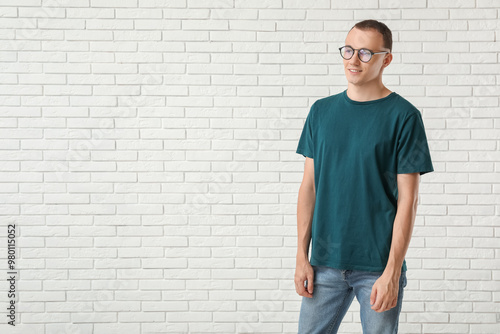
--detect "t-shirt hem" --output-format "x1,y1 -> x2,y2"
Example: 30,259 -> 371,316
296,149 -> 313,159
310,260 -> 407,273
397,168 -> 434,175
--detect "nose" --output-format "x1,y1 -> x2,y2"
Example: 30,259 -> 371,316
349,50 -> 361,64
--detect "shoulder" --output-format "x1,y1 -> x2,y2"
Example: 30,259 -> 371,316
393,93 -> 423,121
309,91 -> 344,116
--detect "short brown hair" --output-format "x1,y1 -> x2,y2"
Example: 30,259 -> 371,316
350,19 -> 392,53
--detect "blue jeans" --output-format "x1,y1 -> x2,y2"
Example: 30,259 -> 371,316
298,265 -> 407,334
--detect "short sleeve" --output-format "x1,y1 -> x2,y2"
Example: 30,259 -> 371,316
296,103 -> 315,159
396,112 -> 434,175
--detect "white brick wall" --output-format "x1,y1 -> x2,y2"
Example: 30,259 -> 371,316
0,1 -> 499,333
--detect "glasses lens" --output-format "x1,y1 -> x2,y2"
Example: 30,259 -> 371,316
341,46 -> 353,59
359,49 -> 372,62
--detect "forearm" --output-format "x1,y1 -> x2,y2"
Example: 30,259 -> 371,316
384,196 -> 418,278
371,173 -> 420,313
296,185 -> 315,261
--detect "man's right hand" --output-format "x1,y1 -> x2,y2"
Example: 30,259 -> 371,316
294,257 -> 314,298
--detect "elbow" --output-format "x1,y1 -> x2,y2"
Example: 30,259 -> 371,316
299,182 -> 315,200
299,184 -> 314,198
397,193 -> 419,211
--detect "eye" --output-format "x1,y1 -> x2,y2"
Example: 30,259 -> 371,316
359,49 -> 371,56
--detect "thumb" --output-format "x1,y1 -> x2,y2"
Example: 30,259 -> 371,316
307,273 -> 314,294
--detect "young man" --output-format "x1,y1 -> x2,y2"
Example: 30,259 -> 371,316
294,20 -> 434,333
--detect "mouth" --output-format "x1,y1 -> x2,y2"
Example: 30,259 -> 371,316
348,69 -> 362,73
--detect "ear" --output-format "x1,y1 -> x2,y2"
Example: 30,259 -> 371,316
383,53 -> 393,67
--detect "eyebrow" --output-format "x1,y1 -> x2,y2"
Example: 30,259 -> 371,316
344,44 -> 372,50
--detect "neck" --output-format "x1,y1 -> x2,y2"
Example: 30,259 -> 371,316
346,83 -> 392,102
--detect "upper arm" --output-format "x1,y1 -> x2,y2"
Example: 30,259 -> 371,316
301,157 -> 315,192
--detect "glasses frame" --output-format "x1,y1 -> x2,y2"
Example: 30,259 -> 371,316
339,45 -> 390,63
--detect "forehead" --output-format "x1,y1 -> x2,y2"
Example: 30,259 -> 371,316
345,28 -> 385,50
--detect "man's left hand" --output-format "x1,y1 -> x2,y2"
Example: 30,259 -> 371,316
370,272 -> 399,313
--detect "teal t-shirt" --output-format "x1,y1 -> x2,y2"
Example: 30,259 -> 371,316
296,89 -> 434,272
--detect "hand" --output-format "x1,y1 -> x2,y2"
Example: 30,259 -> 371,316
370,272 -> 399,312
294,257 -> 314,298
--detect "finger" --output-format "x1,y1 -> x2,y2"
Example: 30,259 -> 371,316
307,274 -> 314,294
295,279 -> 304,295
370,286 -> 377,305
383,298 -> 396,312
371,293 -> 383,311
302,291 -> 313,298
375,301 -> 386,313
302,280 -> 313,298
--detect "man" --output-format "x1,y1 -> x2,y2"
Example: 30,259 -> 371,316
294,19 -> 434,333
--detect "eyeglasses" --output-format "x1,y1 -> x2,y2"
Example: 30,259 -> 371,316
339,45 -> 390,63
